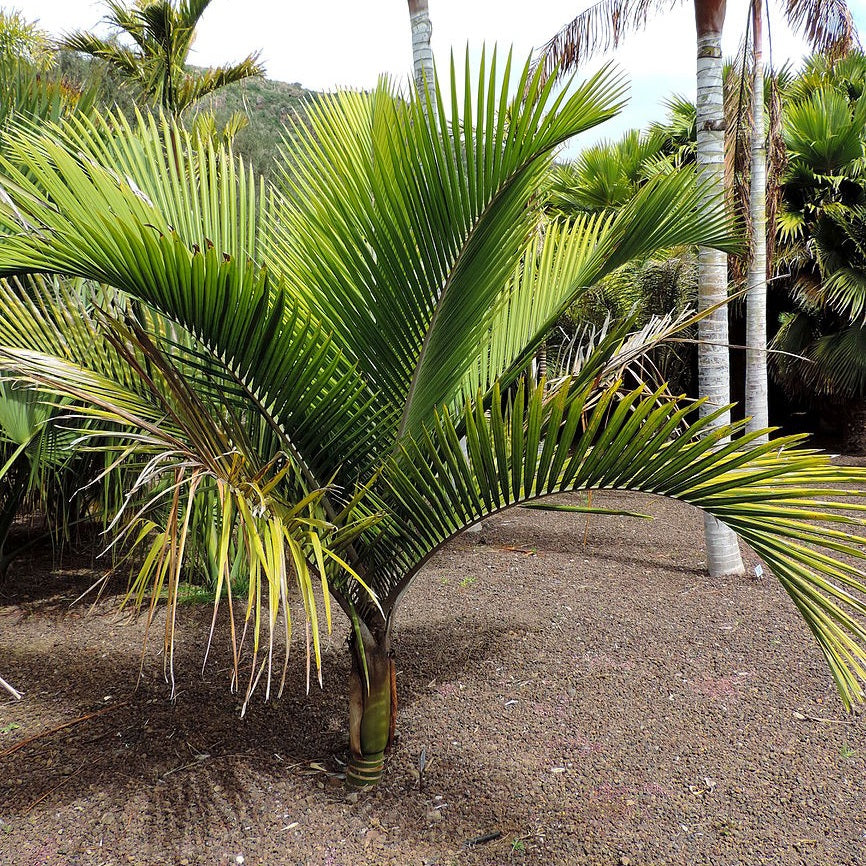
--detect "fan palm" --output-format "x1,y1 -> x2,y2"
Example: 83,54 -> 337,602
772,56 -> 866,448
0,56 -> 865,789
59,0 -> 264,116
536,0 -> 860,578
548,128 -> 670,215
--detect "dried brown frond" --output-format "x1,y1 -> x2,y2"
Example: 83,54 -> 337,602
532,0 -> 686,83
725,41 -> 754,290
784,0 -> 861,59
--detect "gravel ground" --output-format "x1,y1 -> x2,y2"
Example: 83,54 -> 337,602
1,490 -> 865,865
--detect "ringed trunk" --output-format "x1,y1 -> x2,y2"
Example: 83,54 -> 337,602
407,0 -> 437,113
346,619 -> 395,788
694,0 -> 745,578
745,0 -> 769,440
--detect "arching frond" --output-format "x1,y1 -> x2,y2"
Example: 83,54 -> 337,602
533,0 -> 686,80
270,52 -> 629,438
363,375 -> 866,706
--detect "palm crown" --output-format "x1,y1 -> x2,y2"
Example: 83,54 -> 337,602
0,55 -> 865,787
59,0 -> 264,115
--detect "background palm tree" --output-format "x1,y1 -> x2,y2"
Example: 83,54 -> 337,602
0,57 -> 865,790
771,51 -> 866,450
59,0 -> 264,116
745,0 -> 858,444
0,9 -> 54,69
536,0 -> 860,578
407,0 -> 436,109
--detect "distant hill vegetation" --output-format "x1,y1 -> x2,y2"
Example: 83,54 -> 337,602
191,76 -> 319,179
55,50 -> 318,180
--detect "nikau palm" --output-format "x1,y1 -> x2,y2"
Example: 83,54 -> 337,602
59,0 -> 264,116
0,56 -> 865,789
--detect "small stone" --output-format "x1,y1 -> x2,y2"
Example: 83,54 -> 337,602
346,792 -> 359,804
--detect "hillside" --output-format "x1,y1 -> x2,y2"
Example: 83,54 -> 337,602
55,50 -> 319,180
191,76 -> 320,179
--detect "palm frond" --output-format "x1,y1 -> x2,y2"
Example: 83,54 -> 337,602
459,169 -> 738,404
270,52 -> 628,438
175,55 -> 265,112
783,0 -> 860,58
365,375 -> 866,706
0,113 -> 384,483
533,0 -> 686,81
0,300 -> 377,707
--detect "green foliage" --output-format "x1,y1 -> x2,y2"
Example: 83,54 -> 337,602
771,52 -> 866,408
59,0 -> 265,116
0,53 -> 864,720
0,57 -> 99,133
0,10 -> 53,69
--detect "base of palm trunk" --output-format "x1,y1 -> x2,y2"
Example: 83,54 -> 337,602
347,619 -> 394,789
346,751 -> 386,788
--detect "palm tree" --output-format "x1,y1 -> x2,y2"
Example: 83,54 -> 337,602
771,53 -> 866,449
59,0 -> 264,116
745,0 -> 770,440
745,1 -> 858,445
0,57 -> 865,789
547,128 -> 672,214
407,0 -> 436,109
536,0 -> 861,578
0,9 -> 53,69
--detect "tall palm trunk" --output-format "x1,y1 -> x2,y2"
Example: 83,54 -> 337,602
745,0 -> 769,440
694,0 -> 745,577
407,0 -> 437,112
346,618 -> 395,787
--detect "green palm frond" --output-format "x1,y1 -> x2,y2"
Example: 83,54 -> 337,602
0,114 -> 383,482
364,374 -> 866,705
59,31 -> 148,87
784,87 -> 866,176
174,56 -> 264,112
0,58 -> 99,133
0,288 -> 377,705
271,52 -> 628,437
460,170 -> 736,404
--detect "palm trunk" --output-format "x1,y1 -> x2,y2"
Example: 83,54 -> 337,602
346,619 -> 395,788
745,0 -> 769,440
694,0 -> 745,577
407,0 -> 437,112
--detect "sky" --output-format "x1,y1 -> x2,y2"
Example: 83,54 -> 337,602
20,0 -> 866,146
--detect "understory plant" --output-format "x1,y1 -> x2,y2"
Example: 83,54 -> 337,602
0,54 -> 865,788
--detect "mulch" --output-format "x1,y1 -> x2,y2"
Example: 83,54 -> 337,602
1,490 -> 864,865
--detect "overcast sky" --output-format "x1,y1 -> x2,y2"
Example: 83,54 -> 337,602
21,0 -> 866,145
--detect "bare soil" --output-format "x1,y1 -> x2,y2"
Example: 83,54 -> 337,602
1,490 -> 865,866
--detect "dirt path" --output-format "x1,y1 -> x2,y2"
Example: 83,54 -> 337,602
1,491 -> 864,865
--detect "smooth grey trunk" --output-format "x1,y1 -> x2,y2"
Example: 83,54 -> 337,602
745,0 -> 770,440
695,15 -> 745,577
408,0 -> 437,112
